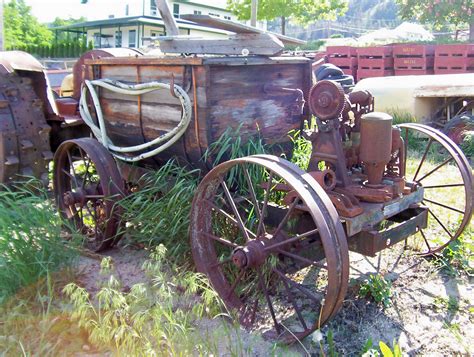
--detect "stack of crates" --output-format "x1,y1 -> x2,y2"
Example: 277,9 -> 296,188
357,46 -> 394,81
393,44 -> 435,76
326,46 -> 358,78
434,44 -> 474,74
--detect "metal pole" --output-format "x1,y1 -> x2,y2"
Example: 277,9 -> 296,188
250,0 -> 257,28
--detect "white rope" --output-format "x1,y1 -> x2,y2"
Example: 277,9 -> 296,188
79,78 -> 192,162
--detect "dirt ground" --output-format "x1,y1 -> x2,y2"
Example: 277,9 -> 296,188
75,241 -> 473,356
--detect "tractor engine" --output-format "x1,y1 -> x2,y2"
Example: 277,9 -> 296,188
305,80 -> 408,218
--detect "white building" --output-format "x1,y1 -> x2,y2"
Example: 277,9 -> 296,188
52,0 -> 234,49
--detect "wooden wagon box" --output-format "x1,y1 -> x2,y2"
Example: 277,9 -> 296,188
84,55 -> 312,168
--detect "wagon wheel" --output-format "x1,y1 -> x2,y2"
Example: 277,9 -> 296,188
190,155 -> 349,343
399,123 -> 473,256
54,138 -> 124,251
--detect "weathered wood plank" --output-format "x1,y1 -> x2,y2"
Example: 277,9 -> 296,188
159,33 -> 284,56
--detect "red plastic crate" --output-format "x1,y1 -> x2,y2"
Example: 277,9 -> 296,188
393,44 -> 434,58
359,57 -> 393,70
326,46 -> 357,58
327,57 -> 357,77
395,69 -> 434,76
394,56 -> 434,70
434,44 -> 474,73
357,69 -> 394,81
357,46 -> 393,58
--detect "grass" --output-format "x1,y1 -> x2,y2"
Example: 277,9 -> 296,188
0,180 -> 78,302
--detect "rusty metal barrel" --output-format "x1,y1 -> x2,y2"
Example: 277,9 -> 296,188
360,112 -> 393,184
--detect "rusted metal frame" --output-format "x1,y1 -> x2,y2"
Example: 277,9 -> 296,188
191,66 -> 204,160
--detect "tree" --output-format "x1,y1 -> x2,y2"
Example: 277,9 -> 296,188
227,0 -> 348,35
395,0 -> 474,41
4,0 -> 52,49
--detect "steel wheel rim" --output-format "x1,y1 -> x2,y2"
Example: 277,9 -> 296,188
190,155 -> 349,343
399,123 -> 473,255
54,138 -> 124,251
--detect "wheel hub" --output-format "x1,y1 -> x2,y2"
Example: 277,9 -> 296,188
232,240 -> 268,269
63,189 -> 87,206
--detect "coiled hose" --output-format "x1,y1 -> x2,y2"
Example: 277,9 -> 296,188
79,78 -> 192,162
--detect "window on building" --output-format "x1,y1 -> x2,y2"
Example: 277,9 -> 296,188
93,33 -> 101,48
129,30 -> 136,47
193,10 -> 202,15
115,31 -> 122,47
150,0 -> 157,16
173,4 -> 180,18
208,12 -> 220,17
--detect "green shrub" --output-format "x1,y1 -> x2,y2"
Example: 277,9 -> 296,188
359,274 -> 392,307
0,180 -> 78,302
460,131 -> 474,158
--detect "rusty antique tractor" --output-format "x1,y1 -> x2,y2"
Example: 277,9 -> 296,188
0,3 -> 472,343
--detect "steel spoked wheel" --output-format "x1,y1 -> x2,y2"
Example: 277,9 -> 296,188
54,138 -> 124,251
190,155 -> 349,343
399,123 -> 473,255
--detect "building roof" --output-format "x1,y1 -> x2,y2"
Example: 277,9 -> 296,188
51,15 -> 229,35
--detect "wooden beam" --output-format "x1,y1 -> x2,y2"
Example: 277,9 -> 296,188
156,0 -> 179,36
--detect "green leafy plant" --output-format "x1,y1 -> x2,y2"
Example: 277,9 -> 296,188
63,245 -> 231,355
460,131 -> 474,158
288,129 -> 312,170
359,274 -> 393,307
436,225 -> 473,276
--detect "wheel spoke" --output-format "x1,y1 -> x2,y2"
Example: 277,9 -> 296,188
276,248 -> 327,270
423,198 -> 464,214
257,171 -> 274,237
258,270 -> 281,334
416,157 -> 454,183
204,200 -> 257,239
270,197 -> 300,241
243,167 -> 264,228
278,270 -> 308,330
66,150 -> 79,188
423,183 -> 465,189
210,257 -> 233,269
425,207 -> 454,240
221,181 -> 251,242
419,229 -> 431,252
265,228 -> 319,251
413,138 -> 433,181
226,269 -> 246,299
201,231 -> 238,248
273,268 -> 322,303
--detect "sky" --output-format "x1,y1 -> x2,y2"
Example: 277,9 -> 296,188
21,0 -> 151,23
18,0 -> 230,23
